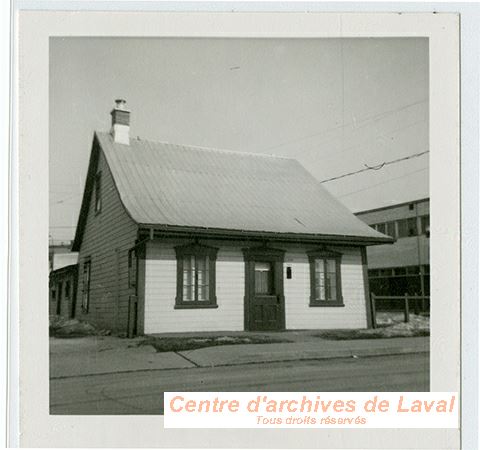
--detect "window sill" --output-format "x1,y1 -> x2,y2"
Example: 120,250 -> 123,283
174,303 -> 218,310
309,302 -> 345,308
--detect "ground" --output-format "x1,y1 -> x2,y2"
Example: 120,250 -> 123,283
316,313 -> 430,340
50,353 -> 429,415
50,320 -> 429,415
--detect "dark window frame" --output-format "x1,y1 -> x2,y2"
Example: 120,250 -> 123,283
307,249 -> 344,307
174,243 -> 218,309
82,258 -> 91,313
128,248 -> 137,289
94,172 -> 102,214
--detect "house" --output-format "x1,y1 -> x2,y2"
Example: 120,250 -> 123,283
49,263 -> 78,318
49,241 -> 79,317
70,99 -> 392,335
355,199 -> 430,305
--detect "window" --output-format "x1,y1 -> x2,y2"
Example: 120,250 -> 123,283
82,259 -> 91,313
255,262 -> 274,294
307,250 -> 343,306
385,221 -> 396,238
373,222 -> 396,238
94,172 -> 102,213
379,268 -> 393,277
376,223 -> 386,234
397,218 -> 418,238
407,218 -> 418,236
174,243 -> 218,308
406,266 -> 420,275
128,249 -> 137,288
421,215 -> 430,237
64,280 -> 71,299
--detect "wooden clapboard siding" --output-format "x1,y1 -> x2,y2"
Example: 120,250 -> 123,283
144,240 -> 368,333
74,150 -> 138,331
284,247 -> 368,329
143,240 -> 244,333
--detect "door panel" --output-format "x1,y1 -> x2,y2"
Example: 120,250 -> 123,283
246,257 -> 285,331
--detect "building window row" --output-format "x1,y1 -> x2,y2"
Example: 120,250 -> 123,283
173,244 -> 344,309
370,215 -> 429,239
369,265 -> 430,278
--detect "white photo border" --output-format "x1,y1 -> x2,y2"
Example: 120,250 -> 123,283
10,3 -> 474,449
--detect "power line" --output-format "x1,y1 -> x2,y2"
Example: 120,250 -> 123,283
337,167 -> 428,199
320,150 -> 429,184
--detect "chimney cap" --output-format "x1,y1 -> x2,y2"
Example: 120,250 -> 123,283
114,99 -> 128,110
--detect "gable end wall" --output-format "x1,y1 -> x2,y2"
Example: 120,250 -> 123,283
74,149 -> 138,332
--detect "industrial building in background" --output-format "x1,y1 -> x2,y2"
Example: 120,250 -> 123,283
355,198 -> 430,303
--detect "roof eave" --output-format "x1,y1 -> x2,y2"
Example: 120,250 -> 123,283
71,133 -> 102,252
138,224 -> 394,246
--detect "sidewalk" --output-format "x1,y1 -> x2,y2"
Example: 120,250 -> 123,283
178,336 -> 429,367
50,335 -> 428,379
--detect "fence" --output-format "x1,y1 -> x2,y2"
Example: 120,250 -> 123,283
370,293 -> 430,329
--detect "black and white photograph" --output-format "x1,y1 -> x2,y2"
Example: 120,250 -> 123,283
48,36 -> 431,415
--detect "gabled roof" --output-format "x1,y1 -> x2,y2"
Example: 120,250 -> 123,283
73,131 -> 392,250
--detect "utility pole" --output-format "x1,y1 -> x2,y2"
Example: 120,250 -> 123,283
415,202 -> 426,310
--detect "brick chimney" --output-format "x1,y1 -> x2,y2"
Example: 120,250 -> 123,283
110,99 -> 130,145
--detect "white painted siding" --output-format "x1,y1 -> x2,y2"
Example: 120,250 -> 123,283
284,247 -> 368,329
144,241 -> 367,333
144,241 -> 244,333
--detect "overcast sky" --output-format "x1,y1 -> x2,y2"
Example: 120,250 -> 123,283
49,37 -> 428,242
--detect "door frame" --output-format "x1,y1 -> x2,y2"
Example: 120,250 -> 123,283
242,246 -> 286,331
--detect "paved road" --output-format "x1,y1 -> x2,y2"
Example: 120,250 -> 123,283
50,353 -> 429,415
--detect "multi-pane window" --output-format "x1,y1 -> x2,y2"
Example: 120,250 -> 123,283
369,265 -> 424,278
182,255 -> 210,301
397,218 -> 418,237
371,215 -> 430,239
308,250 -> 343,306
385,221 -> 396,238
371,221 -> 396,238
175,244 -> 218,308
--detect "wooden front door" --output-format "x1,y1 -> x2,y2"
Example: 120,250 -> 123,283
244,248 -> 285,331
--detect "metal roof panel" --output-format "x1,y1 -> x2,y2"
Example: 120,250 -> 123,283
96,132 -> 390,241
